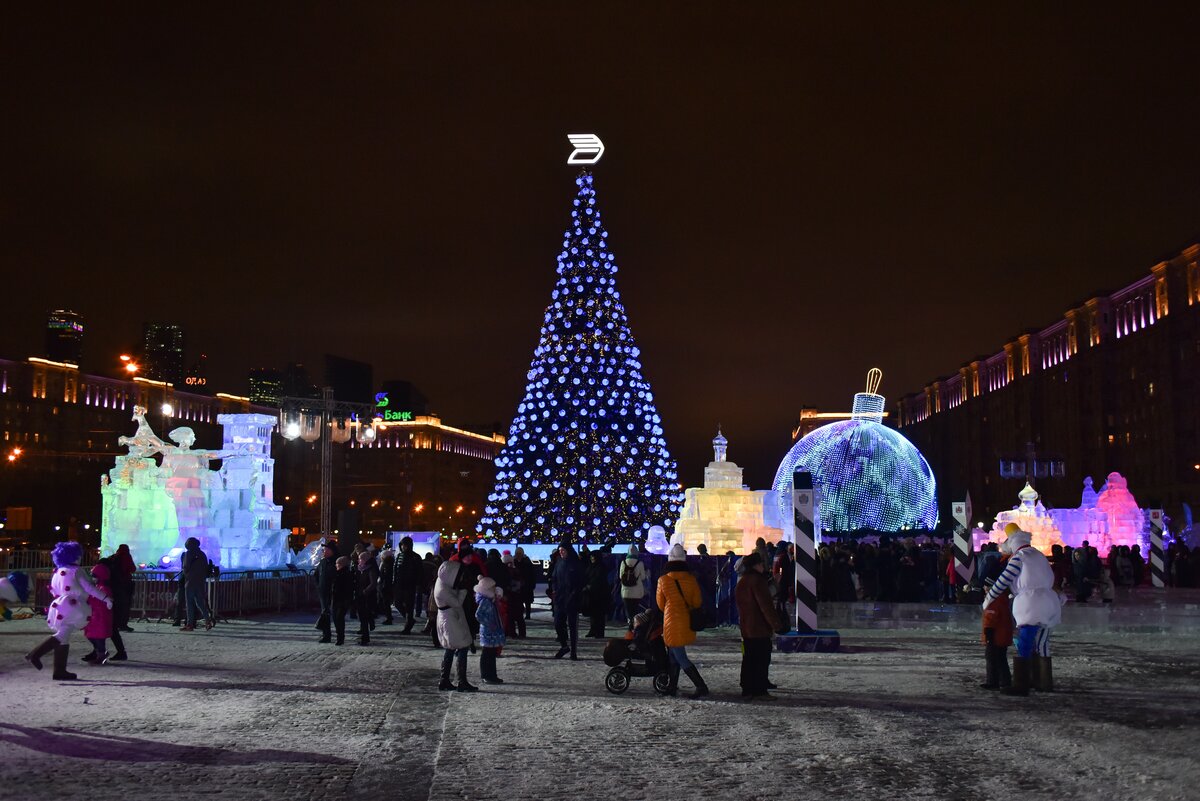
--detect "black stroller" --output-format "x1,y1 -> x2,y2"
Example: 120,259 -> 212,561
602,609 -> 671,695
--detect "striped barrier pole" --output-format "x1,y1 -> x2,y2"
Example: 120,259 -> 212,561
1149,509 -> 1165,588
951,495 -> 974,591
792,470 -> 819,634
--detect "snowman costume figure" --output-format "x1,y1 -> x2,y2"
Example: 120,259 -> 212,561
25,541 -> 111,681
983,525 -> 1062,695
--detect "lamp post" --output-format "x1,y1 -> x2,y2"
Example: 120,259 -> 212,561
278,387 -> 380,540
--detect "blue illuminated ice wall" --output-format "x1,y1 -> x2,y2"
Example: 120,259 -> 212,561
477,171 -> 682,545
772,381 -> 938,534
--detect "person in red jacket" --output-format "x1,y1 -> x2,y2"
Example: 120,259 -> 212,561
83,560 -> 116,665
980,556 -> 1014,690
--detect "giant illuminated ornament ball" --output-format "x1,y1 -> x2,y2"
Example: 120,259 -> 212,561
773,369 -> 938,533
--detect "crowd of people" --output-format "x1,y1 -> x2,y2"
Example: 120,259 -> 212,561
25,529 -> 1197,697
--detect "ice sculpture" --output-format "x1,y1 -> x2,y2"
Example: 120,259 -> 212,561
773,370 -> 938,534
101,410 -> 292,569
676,429 -> 784,554
974,473 -> 1147,557
644,525 -> 671,555
100,406 -> 181,568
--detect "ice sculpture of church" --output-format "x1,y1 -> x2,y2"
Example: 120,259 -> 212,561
676,429 -> 784,554
100,407 -> 291,570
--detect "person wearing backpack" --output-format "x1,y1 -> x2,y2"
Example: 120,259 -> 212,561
619,545 -> 648,630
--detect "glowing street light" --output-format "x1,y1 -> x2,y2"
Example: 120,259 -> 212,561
6,447 -> 21,462
161,403 -> 174,417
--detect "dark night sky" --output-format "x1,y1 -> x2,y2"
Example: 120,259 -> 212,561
3,5 -> 1200,488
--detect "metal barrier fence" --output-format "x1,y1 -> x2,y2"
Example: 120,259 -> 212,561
0,549 -> 100,572
21,569 -> 319,621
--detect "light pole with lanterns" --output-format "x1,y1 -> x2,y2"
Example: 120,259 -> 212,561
278,388 -> 381,539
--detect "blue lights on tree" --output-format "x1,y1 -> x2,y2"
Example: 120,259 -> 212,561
773,376 -> 938,533
478,171 -> 682,545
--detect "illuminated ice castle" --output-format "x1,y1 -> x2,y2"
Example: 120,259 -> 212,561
773,369 -> 938,534
100,407 -> 291,569
676,429 -> 784,555
976,474 -> 1147,557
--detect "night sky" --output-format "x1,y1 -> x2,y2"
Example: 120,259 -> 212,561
3,5 -> 1200,488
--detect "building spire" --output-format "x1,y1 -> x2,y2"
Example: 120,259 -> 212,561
712,426 -> 728,463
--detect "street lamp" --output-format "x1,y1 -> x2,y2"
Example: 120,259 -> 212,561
277,388 -> 385,539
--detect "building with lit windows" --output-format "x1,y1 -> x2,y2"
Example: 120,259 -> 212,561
275,414 -> 504,541
44,310 -> 84,366
1,353 -> 506,545
248,367 -> 284,405
0,355 -> 274,542
142,322 -> 186,386
895,243 -> 1200,527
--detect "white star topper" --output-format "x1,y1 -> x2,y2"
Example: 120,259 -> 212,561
567,133 -> 605,165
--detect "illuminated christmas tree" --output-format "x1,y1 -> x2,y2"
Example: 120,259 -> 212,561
478,170 -> 681,545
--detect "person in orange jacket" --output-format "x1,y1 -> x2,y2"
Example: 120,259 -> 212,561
655,544 -> 709,698
980,555 -> 1014,690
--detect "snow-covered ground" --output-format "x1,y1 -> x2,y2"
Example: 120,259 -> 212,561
1,596 -> 1198,801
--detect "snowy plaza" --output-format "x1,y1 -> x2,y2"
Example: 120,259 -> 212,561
2,592 -> 1199,801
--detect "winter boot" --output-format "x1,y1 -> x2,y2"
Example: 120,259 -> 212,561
684,666 -> 710,699
455,651 -> 478,693
109,631 -> 127,661
1033,656 -> 1054,692
980,645 -> 999,690
664,662 -> 680,697
52,643 -> 77,681
24,636 -> 58,671
438,651 -> 456,691
1002,656 -> 1030,696
997,648 -> 1012,689
554,645 -> 571,659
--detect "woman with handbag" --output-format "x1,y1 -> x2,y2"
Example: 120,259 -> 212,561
655,544 -> 709,698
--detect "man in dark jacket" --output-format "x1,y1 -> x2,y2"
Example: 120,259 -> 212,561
736,552 -> 780,699
331,556 -> 356,645
550,541 -> 583,659
393,536 -> 425,634
315,542 -> 338,643
181,537 -> 214,631
515,547 -> 537,620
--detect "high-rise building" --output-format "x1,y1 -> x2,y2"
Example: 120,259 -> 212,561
248,367 -> 284,406
282,362 -> 318,399
45,310 -> 83,366
377,380 -> 430,420
184,353 -> 210,394
142,323 -> 185,386
324,354 -> 373,404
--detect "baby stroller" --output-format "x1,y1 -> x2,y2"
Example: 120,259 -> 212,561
602,609 -> 671,695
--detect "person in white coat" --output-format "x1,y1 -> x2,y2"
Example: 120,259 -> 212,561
618,545 -> 649,629
434,556 -> 477,692
26,541 -> 111,681
983,525 -> 1063,695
